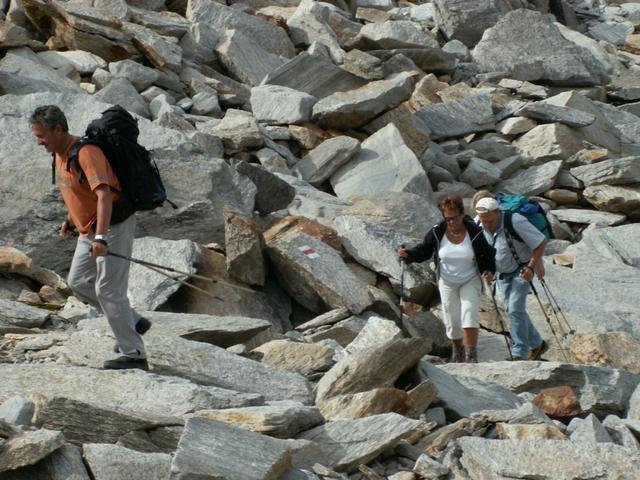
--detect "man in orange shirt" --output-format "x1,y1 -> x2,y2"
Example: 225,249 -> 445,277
30,105 -> 150,370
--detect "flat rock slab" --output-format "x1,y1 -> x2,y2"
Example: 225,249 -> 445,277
549,208 -> 626,226
0,298 -> 50,328
252,339 -> 335,377
569,156 -> 640,187
298,413 -> 423,473
312,72 -> 414,129
440,361 -> 640,417
54,326 -> 313,404
193,402 -> 324,438
83,443 -> 171,480
0,428 -> 65,473
170,417 -> 291,480
77,311 -> 271,348
316,338 -> 430,403
495,160 -> 562,197
128,237 -> 197,311
0,364 -> 259,421
294,136 -> 361,187
419,361 -> 523,418
518,102 -> 596,127
415,94 -> 495,141
454,437 -> 640,479
263,53 -> 367,100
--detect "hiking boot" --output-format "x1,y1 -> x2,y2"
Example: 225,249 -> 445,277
529,340 -> 548,360
449,346 -> 466,363
113,317 -> 152,353
465,347 -> 479,363
103,356 -> 148,371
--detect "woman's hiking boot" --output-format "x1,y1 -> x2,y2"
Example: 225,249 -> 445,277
465,347 -> 479,363
449,345 -> 466,363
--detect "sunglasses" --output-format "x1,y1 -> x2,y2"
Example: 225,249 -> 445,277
444,214 -> 464,222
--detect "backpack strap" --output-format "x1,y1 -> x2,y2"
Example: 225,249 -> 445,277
502,212 -> 526,267
51,153 -> 56,185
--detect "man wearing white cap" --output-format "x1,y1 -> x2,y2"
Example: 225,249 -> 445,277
475,197 -> 548,361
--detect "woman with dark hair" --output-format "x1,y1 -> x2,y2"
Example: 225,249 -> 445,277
398,195 -> 496,363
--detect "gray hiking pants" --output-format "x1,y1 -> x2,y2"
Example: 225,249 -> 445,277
66,215 -> 146,359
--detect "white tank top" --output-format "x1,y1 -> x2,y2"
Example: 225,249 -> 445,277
438,232 -> 478,284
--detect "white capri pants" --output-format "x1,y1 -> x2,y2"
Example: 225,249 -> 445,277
438,275 -> 482,340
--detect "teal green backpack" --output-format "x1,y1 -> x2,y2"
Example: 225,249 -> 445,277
496,194 -> 553,241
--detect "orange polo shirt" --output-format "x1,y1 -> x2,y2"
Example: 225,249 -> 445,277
56,138 -> 121,235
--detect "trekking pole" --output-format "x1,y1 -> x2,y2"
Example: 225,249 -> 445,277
107,251 -> 256,293
487,280 -> 513,361
540,278 -> 575,335
530,279 -> 567,337
142,263 -> 224,302
399,255 -> 405,321
528,281 -> 569,362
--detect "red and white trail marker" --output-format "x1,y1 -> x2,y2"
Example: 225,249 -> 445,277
298,245 -> 320,259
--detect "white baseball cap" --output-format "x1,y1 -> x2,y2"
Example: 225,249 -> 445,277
475,197 -> 500,212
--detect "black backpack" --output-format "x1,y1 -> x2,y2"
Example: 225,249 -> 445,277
54,105 -> 176,224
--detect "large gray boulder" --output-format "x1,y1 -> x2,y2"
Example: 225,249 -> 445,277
0,47 -> 84,94
312,72 -> 415,129
186,0 -> 295,58
440,361 -> 640,416
94,77 -> 151,119
333,192 -> 440,294
128,237 -> 197,311
83,444 -> 171,480
76,312 -> 271,347
0,364 -> 261,443
527,225 -> 640,342
330,123 -> 431,200
250,85 -> 317,125
472,9 -> 610,86
513,123 -> 583,164
451,438 -> 640,479
0,298 -> 50,328
53,322 -> 313,404
287,0 -> 344,64
582,184 -> 640,218
298,413 -> 423,473
495,160 -> 563,196
192,402 -> 324,438
262,53 -> 367,100
264,222 -> 372,314
356,20 -> 439,49
543,91 -> 621,154
294,136 -> 361,187
570,157 -> 640,187
419,361 -> 523,418
415,94 -> 495,141
170,417 -> 291,480
434,0 -> 510,48
276,174 -> 352,227
0,427 -> 65,473
216,29 -> 286,87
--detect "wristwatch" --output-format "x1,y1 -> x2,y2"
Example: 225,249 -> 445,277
94,234 -> 108,246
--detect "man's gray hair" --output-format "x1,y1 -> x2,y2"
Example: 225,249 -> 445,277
29,105 -> 69,132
